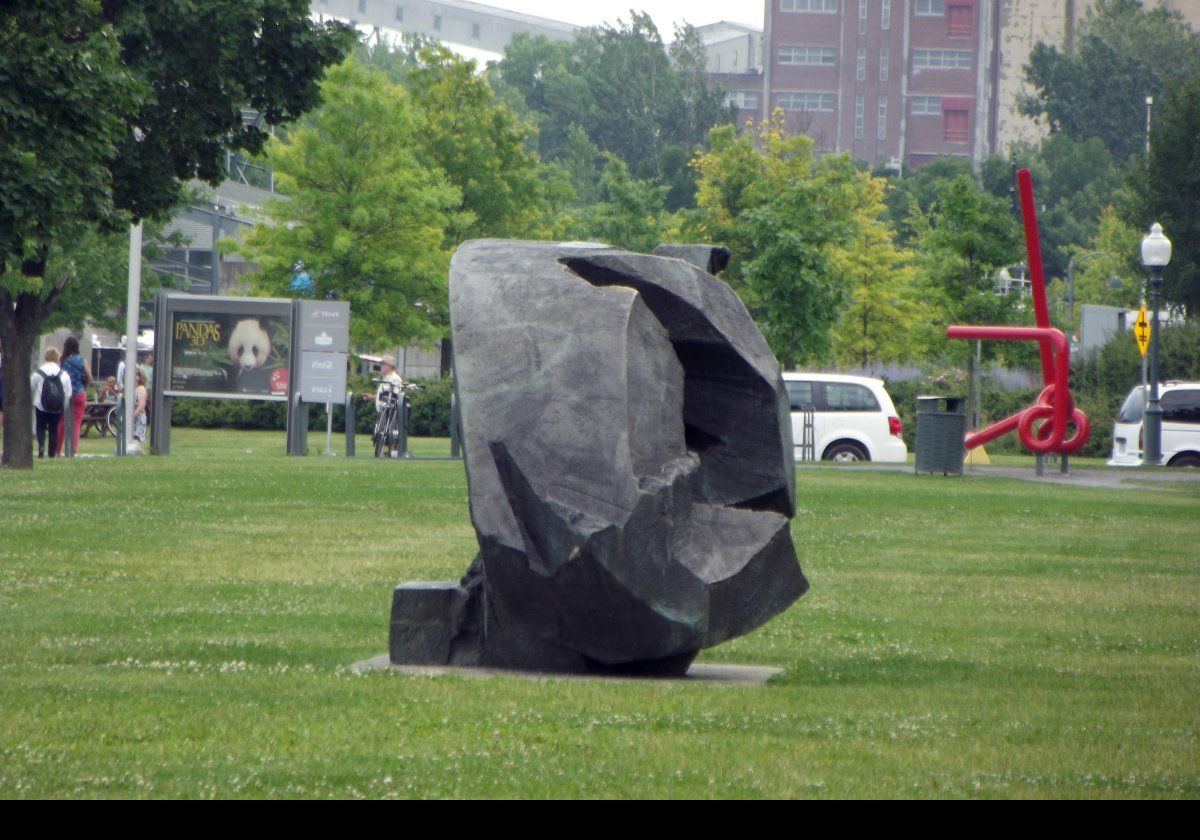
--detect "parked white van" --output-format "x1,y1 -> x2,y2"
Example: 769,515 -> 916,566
782,373 -> 907,463
1108,381 -> 1200,467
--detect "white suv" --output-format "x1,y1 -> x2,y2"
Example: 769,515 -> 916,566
782,373 -> 907,463
1108,381 -> 1200,467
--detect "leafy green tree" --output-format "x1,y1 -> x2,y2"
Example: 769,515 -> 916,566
881,156 -> 975,246
492,16 -> 734,208
233,60 -> 458,348
1003,134 -> 1127,280
830,217 -> 922,367
1132,74 -> 1200,315
1,1 -> 350,468
689,117 -> 887,367
361,41 -> 553,243
1067,206 -> 1144,316
575,155 -> 676,253
912,174 -> 1024,360
1020,0 -> 1200,162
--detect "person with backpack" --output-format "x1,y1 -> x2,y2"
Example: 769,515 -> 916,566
58,335 -> 92,456
30,348 -> 71,459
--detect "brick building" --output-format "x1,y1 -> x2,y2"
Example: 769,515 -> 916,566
762,0 -> 992,169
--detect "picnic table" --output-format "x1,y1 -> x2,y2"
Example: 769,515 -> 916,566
81,401 -> 118,437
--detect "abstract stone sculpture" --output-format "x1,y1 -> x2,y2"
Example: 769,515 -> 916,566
390,240 -> 808,675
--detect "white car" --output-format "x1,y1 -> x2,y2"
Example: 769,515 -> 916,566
782,373 -> 907,463
1108,381 -> 1200,467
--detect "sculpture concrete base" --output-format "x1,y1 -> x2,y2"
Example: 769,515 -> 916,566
390,240 -> 808,675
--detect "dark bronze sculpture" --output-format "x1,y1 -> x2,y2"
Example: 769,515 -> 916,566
390,241 -> 808,675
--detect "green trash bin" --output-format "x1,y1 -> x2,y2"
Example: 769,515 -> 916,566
915,396 -> 966,475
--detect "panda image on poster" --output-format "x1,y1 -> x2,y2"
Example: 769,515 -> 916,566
227,318 -> 288,395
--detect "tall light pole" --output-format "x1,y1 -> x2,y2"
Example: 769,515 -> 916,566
1140,222 -> 1171,466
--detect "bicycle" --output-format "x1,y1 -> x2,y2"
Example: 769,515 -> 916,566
370,380 -> 422,459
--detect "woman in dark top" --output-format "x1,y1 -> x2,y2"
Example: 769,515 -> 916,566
58,335 -> 92,456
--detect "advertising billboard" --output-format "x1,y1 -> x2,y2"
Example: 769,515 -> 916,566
166,308 -> 291,400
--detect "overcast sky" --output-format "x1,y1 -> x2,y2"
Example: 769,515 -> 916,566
480,1 -> 763,35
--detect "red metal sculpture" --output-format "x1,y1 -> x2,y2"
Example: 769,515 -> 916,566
946,168 -> 1090,454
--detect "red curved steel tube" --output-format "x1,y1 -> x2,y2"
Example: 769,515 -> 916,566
1017,169 -> 1055,385
946,325 -> 1070,452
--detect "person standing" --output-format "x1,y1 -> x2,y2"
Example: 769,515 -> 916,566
30,348 -> 71,459
373,354 -> 404,412
132,368 -> 149,445
58,335 -> 92,456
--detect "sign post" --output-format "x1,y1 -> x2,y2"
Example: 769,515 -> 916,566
295,301 -> 350,456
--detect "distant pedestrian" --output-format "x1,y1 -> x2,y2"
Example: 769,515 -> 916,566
58,335 -> 92,456
132,368 -> 148,444
31,348 -> 71,459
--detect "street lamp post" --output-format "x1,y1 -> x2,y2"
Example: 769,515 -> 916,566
1140,223 -> 1172,466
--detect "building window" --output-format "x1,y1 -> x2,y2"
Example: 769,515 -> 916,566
855,93 -> 864,139
911,95 -> 941,115
877,95 -> 888,140
780,0 -> 838,11
358,0 -> 367,12
856,48 -> 866,81
914,49 -> 972,69
471,22 -> 481,39
947,2 -> 973,36
778,91 -> 836,111
858,0 -> 868,35
394,5 -> 403,21
882,0 -> 891,30
944,108 -> 969,142
727,91 -> 760,110
915,0 -> 945,14
779,46 -> 837,66
880,47 -> 889,81
733,50 -> 739,70
433,14 -> 441,31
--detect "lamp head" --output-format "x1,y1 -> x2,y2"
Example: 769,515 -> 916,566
1141,222 -> 1172,268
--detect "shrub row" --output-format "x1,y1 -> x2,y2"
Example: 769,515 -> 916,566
170,374 -> 454,438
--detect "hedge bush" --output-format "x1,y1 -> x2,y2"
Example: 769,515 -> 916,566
170,374 -> 454,438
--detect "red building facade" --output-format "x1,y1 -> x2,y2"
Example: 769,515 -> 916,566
762,0 -> 991,169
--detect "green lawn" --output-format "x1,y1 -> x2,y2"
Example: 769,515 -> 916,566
1,429 -> 1197,798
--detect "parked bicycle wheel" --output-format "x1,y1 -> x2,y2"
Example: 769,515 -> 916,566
373,405 -> 391,458
105,404 -> 120,438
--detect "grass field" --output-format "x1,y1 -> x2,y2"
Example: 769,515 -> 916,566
1,428 -> 1197,798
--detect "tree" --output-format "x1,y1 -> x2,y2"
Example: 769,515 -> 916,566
1067,206 -> 1144,316
0,1 -> 351,468
688,116 -> 887,367
1000,134 -> 1127,281
575,155 -> 677,254
881,156 -> 975,246
491,17 -> 735,208
1133,74 -> 1200,315
361,40 -> 554,243
912,174 -> 1024,361
233,60 -> 458,349
830,218 -> 921,367
1020,0 -> 1200,162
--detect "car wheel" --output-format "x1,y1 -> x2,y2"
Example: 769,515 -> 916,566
823,442 -> 868,463
1168,453 -> 1200,468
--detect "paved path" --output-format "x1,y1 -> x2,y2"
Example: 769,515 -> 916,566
804,462 -> 1200,491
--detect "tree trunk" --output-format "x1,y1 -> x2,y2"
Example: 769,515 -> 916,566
1,296 -> 46,469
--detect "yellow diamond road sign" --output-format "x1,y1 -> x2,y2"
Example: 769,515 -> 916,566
1134,306 -> 1150,357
